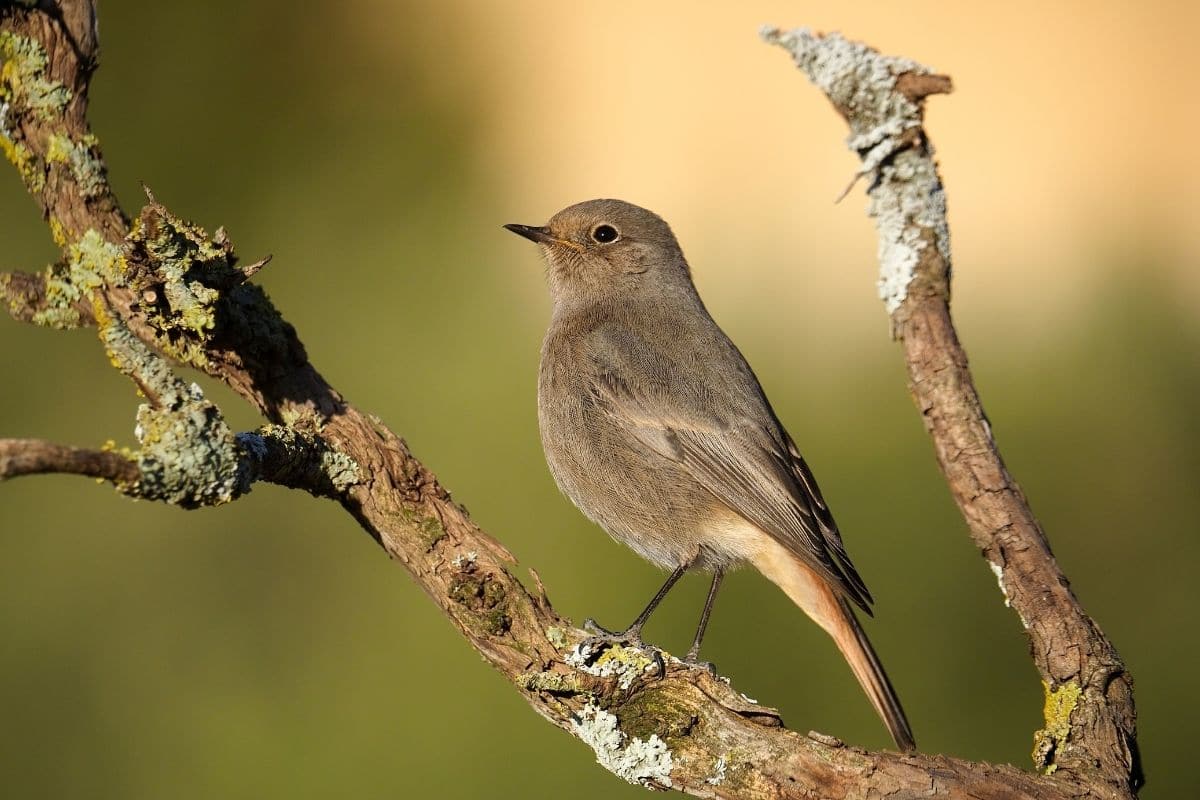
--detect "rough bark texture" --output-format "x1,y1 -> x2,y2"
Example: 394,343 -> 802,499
0,437 -> 139,482
1,4 -> 1139,798
762,26 -> 1141,795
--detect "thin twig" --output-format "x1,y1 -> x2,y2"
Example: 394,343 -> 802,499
0,438 -> 139,484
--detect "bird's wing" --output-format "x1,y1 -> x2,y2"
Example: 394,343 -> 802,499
587,324 -> 873,612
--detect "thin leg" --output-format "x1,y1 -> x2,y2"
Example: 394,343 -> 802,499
585,560 -> 690,641
626,562 -> 689,634
685,569 -> 725,662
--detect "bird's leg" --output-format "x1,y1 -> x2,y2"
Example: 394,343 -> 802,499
579,561 -> 691,681
683,568 -> 724,673
583,560 -> 689,643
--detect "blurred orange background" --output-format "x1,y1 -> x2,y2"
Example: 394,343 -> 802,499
1,1 -> 1195,797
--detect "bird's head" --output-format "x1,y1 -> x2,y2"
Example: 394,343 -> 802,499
505,199 -> 693,306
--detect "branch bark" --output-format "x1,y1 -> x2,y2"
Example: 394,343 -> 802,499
762,26 -> 1141,794
1,5 -> 1140,799
0,438 -> 138,483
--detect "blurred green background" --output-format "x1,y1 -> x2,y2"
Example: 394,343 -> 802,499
2,1 -> 1197,797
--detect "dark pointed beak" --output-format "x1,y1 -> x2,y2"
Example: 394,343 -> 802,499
504,223 -> 555,245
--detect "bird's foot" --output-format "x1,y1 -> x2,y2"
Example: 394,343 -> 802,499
582,617 -> 622,638
574,619 -> 666,680
680,650 -> 719,677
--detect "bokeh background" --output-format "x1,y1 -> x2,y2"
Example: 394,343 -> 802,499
2,1 -> 1197,796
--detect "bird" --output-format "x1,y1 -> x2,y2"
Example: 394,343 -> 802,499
504,198 -> 915,752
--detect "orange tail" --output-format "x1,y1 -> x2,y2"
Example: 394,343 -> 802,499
751,541 -> 916,752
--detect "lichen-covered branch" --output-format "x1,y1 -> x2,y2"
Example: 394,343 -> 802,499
236,424 -> 361,499
0,438 -> 138,483
763,26 -> 1141,794
1,3 -> 1140,799
0,268 -> 96,326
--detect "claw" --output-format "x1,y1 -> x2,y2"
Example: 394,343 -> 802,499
682,649 -> 719,676
583,617 -> 619,637
573,618 -> 666,681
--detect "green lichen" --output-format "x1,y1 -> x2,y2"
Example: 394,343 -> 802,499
46,132 -> 105,197
403,508 -> 447,549
123,204 -> 243,368
96,317 -> 242,508
448,570 -> 512,636
28,230 -> 123,329
614,686 -> 698,747
320,449 -> 361,492
0,31 -> 70,195
546,626 -> 571,650
233,424 -> 361,497
0,31 -> 72,121
515,670 -> 585,695
1032,680 -> 1082,775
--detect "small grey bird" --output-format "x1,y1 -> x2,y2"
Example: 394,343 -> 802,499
505,199 -> 915,752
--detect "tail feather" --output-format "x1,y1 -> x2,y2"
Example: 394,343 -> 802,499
751,541 -> 916,752
834,595 -> 916,752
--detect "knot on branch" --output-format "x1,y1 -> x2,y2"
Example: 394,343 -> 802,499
129,379 -> 242,508
124,198 -> 261,369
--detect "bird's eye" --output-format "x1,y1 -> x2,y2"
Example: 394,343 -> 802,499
590,224 -> 619,244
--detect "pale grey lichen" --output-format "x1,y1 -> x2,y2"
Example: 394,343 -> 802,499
571,702 -> 673,787
988,560 -> 1012,607
318,448 -> 361,493
233,424 -> 361,498
46,133 -> 106,198
706,754 -> 728,785
987,559 -> 1031,628
29,229 -> 122,329
131,381 -> 241,507
94,312 -> 243,507
0,31 -> 72,121
567,642 -> 657,690
762,26 -> 951,314
869,149 -> 950,313
546,626 -> 571,650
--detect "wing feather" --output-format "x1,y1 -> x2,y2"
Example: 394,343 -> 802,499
589,331 -> 873,612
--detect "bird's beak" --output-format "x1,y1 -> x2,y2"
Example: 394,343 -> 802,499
503,223 -> 556,245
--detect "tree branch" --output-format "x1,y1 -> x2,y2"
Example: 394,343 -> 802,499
0,4 -> 1140,798
1,268 -> 96,327
762,26 -> 1141,793
0,438 -> 138,483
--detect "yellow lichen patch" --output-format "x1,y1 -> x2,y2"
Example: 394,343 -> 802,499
594,644 -> 655,676
0,134 -> 44,192
515,670 -> 584,694
0,31 -> 71,120
28,230 -> 124,329
46,133 -> 105,197
49,216 -> 68,248
1032,680 -> 1082,774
